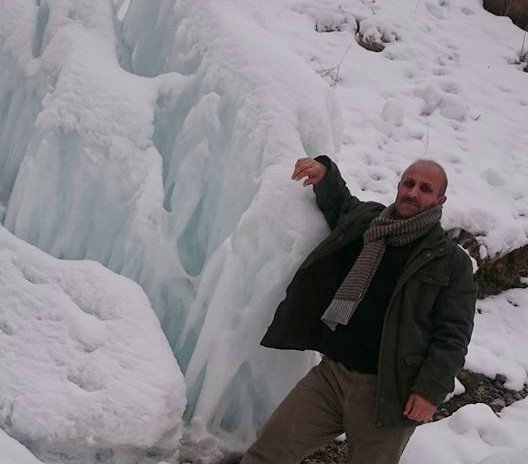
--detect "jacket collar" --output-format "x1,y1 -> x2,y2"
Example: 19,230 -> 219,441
410,222 -> 449,258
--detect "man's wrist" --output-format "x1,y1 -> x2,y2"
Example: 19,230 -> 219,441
312,155 -> 334,189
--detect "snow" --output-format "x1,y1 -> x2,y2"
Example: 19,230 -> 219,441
402,401 -> 528,464
465,289 -> 528,391
0,226 -> 185,463
0,0 -> 527,460
0,429 -> 48,464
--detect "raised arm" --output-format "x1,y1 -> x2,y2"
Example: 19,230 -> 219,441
291,155 -> 361,230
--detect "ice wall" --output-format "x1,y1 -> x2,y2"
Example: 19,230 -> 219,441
0,0 -> 340,445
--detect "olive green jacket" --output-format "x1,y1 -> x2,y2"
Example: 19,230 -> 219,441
261,156 -> 476,428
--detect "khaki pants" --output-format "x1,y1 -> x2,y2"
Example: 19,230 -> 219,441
241,357 -> 415,464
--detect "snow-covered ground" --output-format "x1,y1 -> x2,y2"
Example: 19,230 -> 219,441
0,226 -> 186,463
402,399 -> 528,464
466,289 -> 528,391
1,0 -> 528,463
0,429 -> 47,464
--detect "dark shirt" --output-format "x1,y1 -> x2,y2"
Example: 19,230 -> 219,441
319,240 -> 417,374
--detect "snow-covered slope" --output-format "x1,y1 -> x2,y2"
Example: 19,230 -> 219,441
0,226 -> 185,463
402,400 -> 528,464
466,289 -> 528,391
0,429 -> 48,464
1,0 -> 527,450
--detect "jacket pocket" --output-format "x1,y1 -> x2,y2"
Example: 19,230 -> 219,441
406,271 -> 448,325
398,353 -> 425,402
397,353 -> 425,404
414,271 -> 449,286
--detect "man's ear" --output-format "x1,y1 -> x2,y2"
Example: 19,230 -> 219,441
437,195 -> 447,205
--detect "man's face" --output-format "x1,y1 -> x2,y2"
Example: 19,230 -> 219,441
394,162 -> 447,218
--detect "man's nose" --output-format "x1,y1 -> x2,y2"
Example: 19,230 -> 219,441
407,187 -> 419,198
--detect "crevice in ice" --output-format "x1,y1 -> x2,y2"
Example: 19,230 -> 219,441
178,324 -> 200,374
0,66 -> 42,210
158,281 -> 195,350
114,1 -> 180,79
174,247 -> 226,374
163,181 -> 175,212
177,197 -> 207,277
32,0 -> 50,59
209,361 -> 272,442
152,89 -> 198,213
151,84 -> 239,279
116,0 -> 131,22
184,362 -> 208,421
113,10 -> 133,75
115,0 -> 204,78
177,298 -> 211,374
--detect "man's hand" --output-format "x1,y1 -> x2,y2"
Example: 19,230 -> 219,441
291,157 -> 327,186
403,393 -> 438,423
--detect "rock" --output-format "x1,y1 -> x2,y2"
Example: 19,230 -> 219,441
356,33 -> 385,52
483,0 -> 528,31
490,398 -> 506,412
449,229 -> 528,298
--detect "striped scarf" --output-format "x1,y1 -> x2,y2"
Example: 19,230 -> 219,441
321,203 -> 442,331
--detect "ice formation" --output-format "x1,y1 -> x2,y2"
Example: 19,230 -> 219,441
1,0 -> 528,453
0,226 -> 185,463
0,0 -> 336,446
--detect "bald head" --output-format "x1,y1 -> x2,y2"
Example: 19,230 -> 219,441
394,159 -> 448,218
401,158 -> 448,195
402,159 -> 448,195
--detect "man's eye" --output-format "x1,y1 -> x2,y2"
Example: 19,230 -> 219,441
421,185 -> 432,192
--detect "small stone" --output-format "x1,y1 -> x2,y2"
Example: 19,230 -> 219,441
495,374 -> 507,385
490,398 -> 506,412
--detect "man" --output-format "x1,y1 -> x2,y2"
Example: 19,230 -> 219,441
241,155 -> 476,464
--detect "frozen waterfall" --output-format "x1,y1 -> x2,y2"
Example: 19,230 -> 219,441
0,0 -> 339,446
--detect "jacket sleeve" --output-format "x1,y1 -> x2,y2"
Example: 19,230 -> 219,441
411,247 -> 476,406
313,155 -> 361,230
